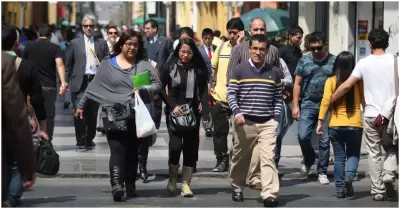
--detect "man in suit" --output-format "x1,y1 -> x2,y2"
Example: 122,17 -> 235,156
198,28 -> 217,137
139,19 -> 174,180
2,51 -> 36,204
198,28 -> 218,61
66,14 -> 109,148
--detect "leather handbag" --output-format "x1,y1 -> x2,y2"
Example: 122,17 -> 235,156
102,101 -> 134,132
170,104 -> 197,132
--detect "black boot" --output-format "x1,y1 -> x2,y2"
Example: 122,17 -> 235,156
125,184 -> 137,198
110,166 -> 125,201
139,164 -> 148,181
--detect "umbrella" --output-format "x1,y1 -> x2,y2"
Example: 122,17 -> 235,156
240,8 -> 289,32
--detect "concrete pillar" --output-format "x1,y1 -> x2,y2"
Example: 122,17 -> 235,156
48,2 -> 58,24
383,2 -> 399,54
70,2 -> 76,25
328,2 -> 352,55
298,2 -> 315,50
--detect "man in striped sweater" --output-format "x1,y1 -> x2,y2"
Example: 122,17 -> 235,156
227,17 -> 280,190
227,34 -> 282,207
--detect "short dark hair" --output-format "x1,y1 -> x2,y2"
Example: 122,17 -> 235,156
39,23 -> 52,37
202,28 -> 213,38
288,25 -> 304,37
2,23 -> 17,50
249,34 -> 268,47
226,17 -> 245,31
368,29 -> 389,50
111,29 -> 145,61
144,19 -> 159,31
107,26 -> 118,34
178,27 -> 194,38
308,31 -> 326,45
213,30 -> 221,38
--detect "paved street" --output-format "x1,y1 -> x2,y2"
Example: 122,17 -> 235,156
22,178 -> 398,207
51,95 -> 371,178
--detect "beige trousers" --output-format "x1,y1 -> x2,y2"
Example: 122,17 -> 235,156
364,117 -> 398,194
229,118 -> 280,199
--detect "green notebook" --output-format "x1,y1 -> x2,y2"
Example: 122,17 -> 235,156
132,71 -> 151,88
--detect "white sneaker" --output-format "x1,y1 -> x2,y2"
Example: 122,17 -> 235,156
373,194 -> 384,201
300,165 -> 311,176
318,174 -> 330,185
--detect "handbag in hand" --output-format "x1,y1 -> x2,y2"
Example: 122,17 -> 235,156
170,104 -> 197,132
102,101 -> 134,132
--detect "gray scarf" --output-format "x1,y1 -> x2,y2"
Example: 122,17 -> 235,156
170,60 -> 196,99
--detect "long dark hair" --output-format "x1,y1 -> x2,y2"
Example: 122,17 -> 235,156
167,38 -> 209,83
332,51 -> 356,117
111,29 -> 145,61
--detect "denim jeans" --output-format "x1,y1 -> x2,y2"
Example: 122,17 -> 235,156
329,127 -> 362,193
275,101 -> 293,166
298,108 -> 330,174
7,165 -> 23,206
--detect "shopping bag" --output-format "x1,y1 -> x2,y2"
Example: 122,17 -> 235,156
134,91 -> 157,138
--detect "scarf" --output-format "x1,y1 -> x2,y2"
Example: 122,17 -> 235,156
170,60 -> 196,99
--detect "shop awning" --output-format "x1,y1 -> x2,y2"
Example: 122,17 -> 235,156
133,17 -> 166,25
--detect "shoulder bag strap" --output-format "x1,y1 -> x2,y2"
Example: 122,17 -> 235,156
394,55 -> 398,97
15,57 -> 22,71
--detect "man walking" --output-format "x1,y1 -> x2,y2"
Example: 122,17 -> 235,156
227,17 -> 280,190
66,15 -> 109,148
228,34 -> 282,207
22,23 -> 68,141
292,31 -> 336,184
331,29 -> 397,201
210,17 -> 245,172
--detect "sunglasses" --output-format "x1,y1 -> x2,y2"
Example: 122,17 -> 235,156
83,25 -> 94,28
310,46 -> 324,51
108,32 -> 118,35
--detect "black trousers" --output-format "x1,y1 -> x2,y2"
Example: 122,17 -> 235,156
212,102 -> 231,162
42,87 -> 57,141
73,78 -> 99,143
168,115 -> 201,167
138,136 -> 151,166
107,120 -> 139,185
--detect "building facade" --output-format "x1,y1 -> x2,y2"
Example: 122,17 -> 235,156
297,1 -> 399,61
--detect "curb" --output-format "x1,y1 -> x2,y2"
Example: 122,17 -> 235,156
38,170 -> 371,180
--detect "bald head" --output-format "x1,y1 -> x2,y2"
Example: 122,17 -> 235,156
249,18 -> 266,36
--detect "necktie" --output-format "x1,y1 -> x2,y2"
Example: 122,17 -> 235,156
208,47 -> 212,59
87,38 -> 93,68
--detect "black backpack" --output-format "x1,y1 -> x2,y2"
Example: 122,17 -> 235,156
36,140 -> 60,175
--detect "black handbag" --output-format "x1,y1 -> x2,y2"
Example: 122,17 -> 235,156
170,104 -> 197,132
36,140 -> 60,175
102,101 -> 134,132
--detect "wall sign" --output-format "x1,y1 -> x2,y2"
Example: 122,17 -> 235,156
358,20 -> 368,40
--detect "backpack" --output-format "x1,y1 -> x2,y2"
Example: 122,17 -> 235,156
36,140 -> 60,175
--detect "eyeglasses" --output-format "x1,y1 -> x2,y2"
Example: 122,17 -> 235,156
250,47 -> 267,53
108,32 -> 118,35
179,50 -> 193,56
83,25 -> 94,28
125,42 -> 139,48
309,46 -> 324,51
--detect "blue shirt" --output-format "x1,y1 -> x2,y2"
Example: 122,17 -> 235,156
294,54 -> 336,110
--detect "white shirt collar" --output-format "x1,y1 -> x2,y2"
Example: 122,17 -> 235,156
248,58 -> 265,69
84,35 -> 94,43
149,34 -> 159,43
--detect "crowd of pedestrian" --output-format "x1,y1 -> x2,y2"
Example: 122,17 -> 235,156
2,13 -> 398,208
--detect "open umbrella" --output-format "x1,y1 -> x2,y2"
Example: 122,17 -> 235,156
240,8 -> 289,32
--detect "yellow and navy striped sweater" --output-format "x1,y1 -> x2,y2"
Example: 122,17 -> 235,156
227,61 -> 283,123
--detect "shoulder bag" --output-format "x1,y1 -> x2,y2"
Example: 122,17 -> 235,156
170,103 -> 197,132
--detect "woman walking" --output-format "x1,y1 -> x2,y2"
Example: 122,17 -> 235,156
74,30 -> 161,201
317,51 -> 364,198
160,38 -> 210,197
